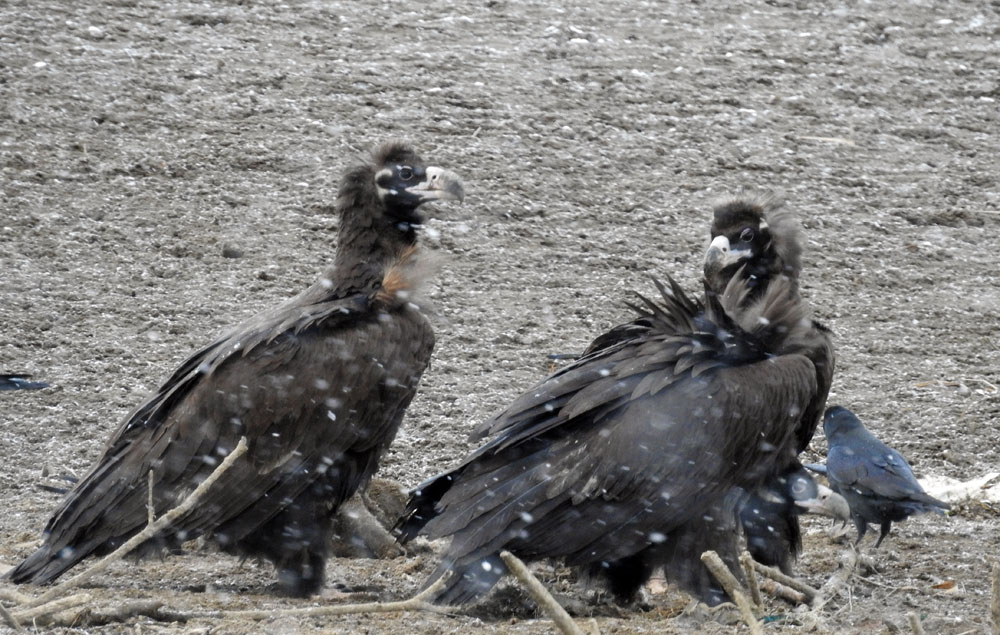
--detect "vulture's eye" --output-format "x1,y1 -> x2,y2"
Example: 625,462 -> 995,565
398,166 -> 414,181
739,228 -> 755,243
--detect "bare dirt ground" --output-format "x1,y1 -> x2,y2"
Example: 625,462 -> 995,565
2,0 -> 999,632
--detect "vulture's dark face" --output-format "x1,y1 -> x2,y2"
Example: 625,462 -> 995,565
374,157 -> 465,226
703,206 -> 776,295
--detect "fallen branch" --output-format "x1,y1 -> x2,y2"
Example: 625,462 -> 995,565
0,588 -> 33,604
12,599 -> 166,629
758,579 -> 808,605
500,550 -> 585,635
110,576 -> 452,623
9,593 -> 91,625
751,560 -> 818,602
739,552 -> 762,609
810,548 -> 858,611
22,437 -> 249,610
991,561 -> 999,635
700,550 -> 761,635
147,469 -> 155,527
0,602 -> 21,630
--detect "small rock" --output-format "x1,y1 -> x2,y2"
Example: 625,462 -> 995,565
221,244 -> 244,258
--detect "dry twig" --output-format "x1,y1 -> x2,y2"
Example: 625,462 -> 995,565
22,437 -> 249,610
500,550 -> 586,635
0,602 -> 21,630
14,599 -> 166,629
700,551 -> 761,634
153,576 -> 452,622
991,561 -> 1000,635
758,579 -> 808,605
10,593 -> 91,625
810,548 -> 858,611
147,469 -> 155,526
0,588 -> 32,604
751,560 -> 818,602
739,552 -> 763,609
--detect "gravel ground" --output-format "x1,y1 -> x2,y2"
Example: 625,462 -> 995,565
2,0 -> 998,632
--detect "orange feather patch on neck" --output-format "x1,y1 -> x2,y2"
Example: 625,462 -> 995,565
377,244 -> 421,304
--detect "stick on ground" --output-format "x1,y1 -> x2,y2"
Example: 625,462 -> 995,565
700,551 -> 761,635
739,552 -> 763,609
0,602 -> 21,631
991,561 -> 1000,635
147,469 -> 155,526
11,579 -> 453,628
500,551 -> 585,635
810,548 -> 858,612
147,576 -> 452,622
22,437 -> 249,610
10,593 -> 92,625
758,579 -> 808,605
751,560 -> 818,602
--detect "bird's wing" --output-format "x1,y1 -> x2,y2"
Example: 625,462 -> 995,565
39,290 -> 410,547
106,286 -> 369,443
469,277 -> 705,445
426,345 -> 818,565
156,308 -> 433,542
794,321 -> 834,453
826,444 -> 921,501
866,449 -> 941,502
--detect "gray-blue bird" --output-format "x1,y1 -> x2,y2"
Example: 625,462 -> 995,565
819,406 -> 949,547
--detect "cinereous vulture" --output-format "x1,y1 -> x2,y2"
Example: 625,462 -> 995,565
9,142 -> 463,596
397,196 -> 831,606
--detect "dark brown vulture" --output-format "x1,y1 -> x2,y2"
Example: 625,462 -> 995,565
8,142 -> 463,596
397,195 -> 832,606
705,195 -> 835,456
691,196 -> 836,592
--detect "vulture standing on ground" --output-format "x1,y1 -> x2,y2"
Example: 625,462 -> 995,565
8,142 -> 464,596
676,197 -> 836,595
814,406 -> 949,547
397,196 -> 832,606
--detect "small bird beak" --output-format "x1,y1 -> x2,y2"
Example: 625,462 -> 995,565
407,167 -> 465,204
803,462 -> 827,476
794,483 -> 851,523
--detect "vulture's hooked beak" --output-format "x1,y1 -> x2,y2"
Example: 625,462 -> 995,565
407,167 -> 465,204
704,234 -> 753,279
794,483 -> 851,523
